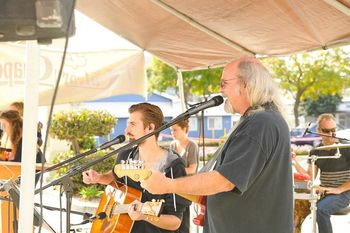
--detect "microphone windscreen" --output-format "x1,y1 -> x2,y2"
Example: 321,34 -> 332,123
212,96 -> 224,105
116,135 -> 126,143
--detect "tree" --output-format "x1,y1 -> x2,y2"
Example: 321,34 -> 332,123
50,109 -> 117,153
147,57 -> 223,105
264,48 -> 349,126
301,94 -> 342,117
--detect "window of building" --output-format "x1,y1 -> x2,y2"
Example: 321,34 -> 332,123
207,116 -> 223,130
189,117 -> 198,131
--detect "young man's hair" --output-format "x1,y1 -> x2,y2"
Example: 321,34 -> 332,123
175,118 -> 190,133
129,103 -> 164,138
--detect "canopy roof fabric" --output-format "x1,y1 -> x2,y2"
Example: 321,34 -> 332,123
77,0 -> 350,70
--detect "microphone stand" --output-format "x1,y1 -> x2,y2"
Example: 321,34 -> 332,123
304,129 -> 350,142
34,111 -> 193,233
37,136 -> 125,176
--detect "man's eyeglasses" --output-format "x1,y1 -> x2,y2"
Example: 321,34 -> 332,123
320,128 -> 336,134
220,77 -> 239,88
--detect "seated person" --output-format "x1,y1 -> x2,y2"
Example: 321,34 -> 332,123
292,113 -> 350,233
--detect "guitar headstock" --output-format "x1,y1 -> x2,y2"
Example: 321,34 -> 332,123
114,159 -> 152,182
137,199 -> 164,219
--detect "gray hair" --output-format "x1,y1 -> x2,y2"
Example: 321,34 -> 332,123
237,59 -> 288,121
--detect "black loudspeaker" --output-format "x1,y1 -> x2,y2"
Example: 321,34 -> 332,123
0,0 -> 75,43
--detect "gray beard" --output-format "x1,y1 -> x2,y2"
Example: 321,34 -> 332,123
224,99 -> 235,114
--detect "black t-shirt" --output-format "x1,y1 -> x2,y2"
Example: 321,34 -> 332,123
112,147 -> 191,233
204,109 -> 293,233
308,146 -> 350,188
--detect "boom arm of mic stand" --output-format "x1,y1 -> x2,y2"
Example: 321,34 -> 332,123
34,114 -> 189,195
305,130 -> 350,142
30,136 -> 124,181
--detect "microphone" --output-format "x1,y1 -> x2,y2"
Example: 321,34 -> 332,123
73,212 -> 107,225
302,122 -> 311,137
98,135 -> 126,150
185,96 -> 224,116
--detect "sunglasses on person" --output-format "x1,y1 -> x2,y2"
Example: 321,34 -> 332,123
320,128 -> 336,134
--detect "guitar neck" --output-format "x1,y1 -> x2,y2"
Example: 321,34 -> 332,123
112,204 -> 131,215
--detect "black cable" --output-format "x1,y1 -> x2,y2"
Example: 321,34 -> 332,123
38,1 -> 76,233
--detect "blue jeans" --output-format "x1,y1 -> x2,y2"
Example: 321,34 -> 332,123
316,191 -> 350,233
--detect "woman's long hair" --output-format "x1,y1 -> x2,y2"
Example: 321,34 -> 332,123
0,110 -> 23,152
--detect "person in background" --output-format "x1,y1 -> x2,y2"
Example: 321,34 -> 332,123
170,119 -> 199,175
8,101 -> 44,157
292,113 -> 350,233
141,57 -> 293,233
0,110 -> 42,163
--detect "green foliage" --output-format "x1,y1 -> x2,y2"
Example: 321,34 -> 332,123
197,141 -> 222,147
51,150 -> 116,198
301,94 -> 342,117
50,109 -> 117,140
147,57 -> 223,99
263,48 -> 350,125
147,58 -> 177,93
79,185 -> 104,200
77,135 -> 96,150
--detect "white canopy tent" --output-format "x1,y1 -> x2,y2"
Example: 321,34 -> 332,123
0,11 -> 146,108
0,43 -> 146,108
14,0 -> 350,232
76,0 -> 350,70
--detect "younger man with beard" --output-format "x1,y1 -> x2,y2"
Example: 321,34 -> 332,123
82,103 -> 190,233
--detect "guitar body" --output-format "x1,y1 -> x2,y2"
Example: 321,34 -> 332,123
90,181 -> 142,233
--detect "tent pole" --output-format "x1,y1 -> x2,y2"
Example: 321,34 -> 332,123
176,69 -> 186,112
18,41 -> 40,233
322,0 -> 350,16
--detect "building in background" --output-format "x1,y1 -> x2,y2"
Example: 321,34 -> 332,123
77,92 -> 238,145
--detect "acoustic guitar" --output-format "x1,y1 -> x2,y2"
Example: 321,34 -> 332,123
90,181 -> 164,233
114,161 -> 207,226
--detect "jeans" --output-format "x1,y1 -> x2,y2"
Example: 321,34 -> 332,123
316,191 -> 350,233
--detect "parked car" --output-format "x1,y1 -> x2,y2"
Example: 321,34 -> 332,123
290,122 -> 346,146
